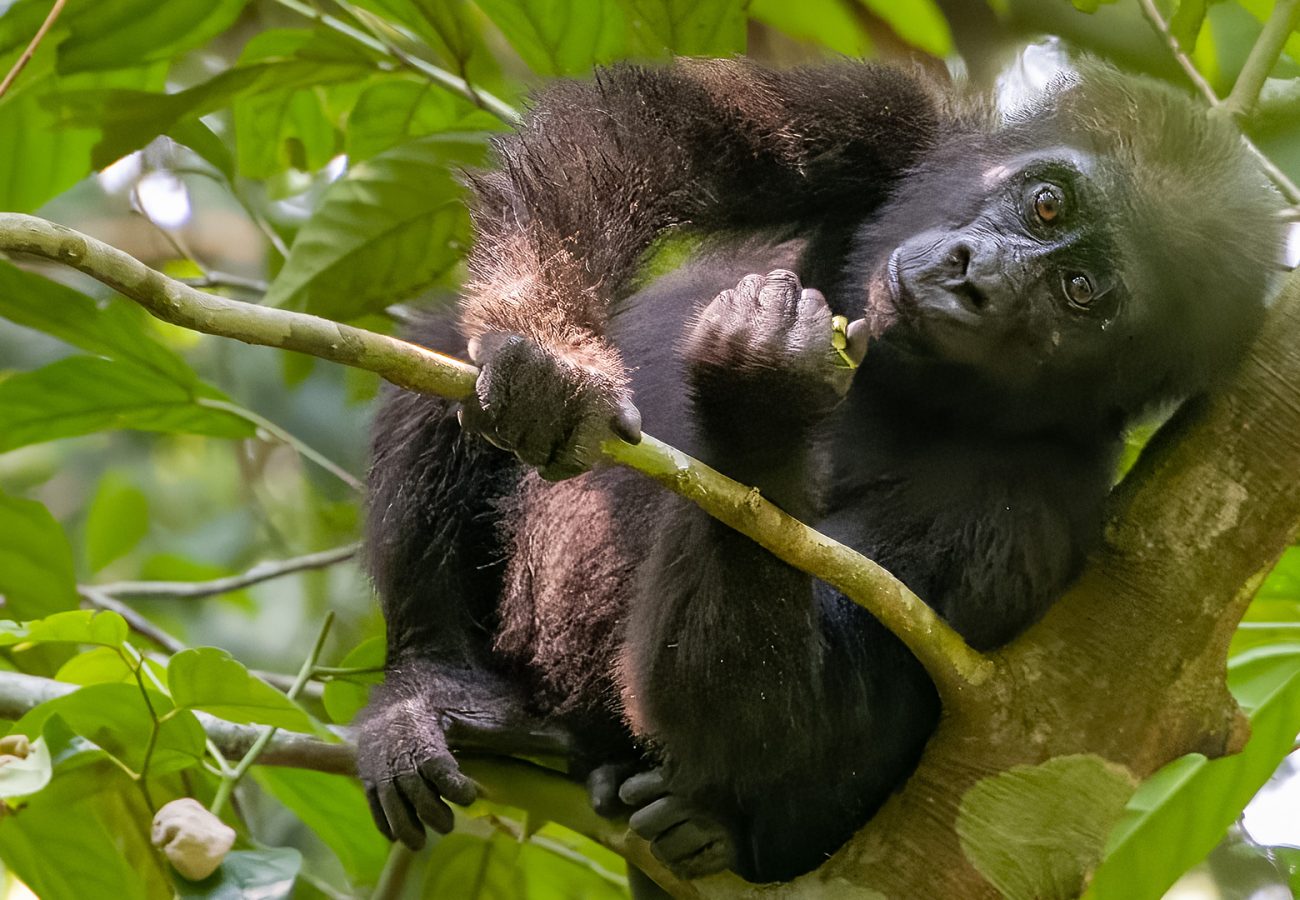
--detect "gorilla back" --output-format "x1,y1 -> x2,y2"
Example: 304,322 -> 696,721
359,55 -> 1283,885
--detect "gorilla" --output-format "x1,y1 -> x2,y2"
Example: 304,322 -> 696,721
357,55 -> 1283,886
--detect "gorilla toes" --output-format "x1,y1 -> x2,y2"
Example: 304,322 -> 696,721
356,700 -> 477,850
620,770 -> 736,880
586,760 -> 641,818
684,270 -> 867,404
460,331 -> 641,480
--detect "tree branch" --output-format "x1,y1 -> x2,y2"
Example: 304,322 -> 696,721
0,0 -> 66,100
91,543 -> 360,600
0,212 -> 990,699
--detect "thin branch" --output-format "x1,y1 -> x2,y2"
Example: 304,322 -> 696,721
268,0 -> 520,124
1224,0 -> 1300,120
0,212 -> 991,697
197,398 -> 364,491
1138,0 -> 1300,205
0,0 -> 66,100
80,586 -> 186,654
93,543 -> 360,600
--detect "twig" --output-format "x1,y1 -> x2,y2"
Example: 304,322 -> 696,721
1224,0 -> 1300,120
210,612 -> 335,816
0,212 -> 991,698
197,398 -> 364,491
79,586 -> 187,654
0,0 -> 66,100
371,843 -> 415,900
1138,0 -> 1300,205
269,0 -> 519,124
93,543 -> 360,600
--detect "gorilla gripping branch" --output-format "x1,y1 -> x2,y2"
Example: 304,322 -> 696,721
0,211 -> 993,701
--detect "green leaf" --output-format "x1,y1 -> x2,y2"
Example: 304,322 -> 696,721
168,648 -> 316,732
84,473 -> 150,572
255,768 -> 389,884
0,735 -> 52,798
859,0 -> 952,57
618,0 -> 745,55
748,0 -> 872,56
10,683 -> 206,775
0,260 -> 201,385
322,636 -> 385,723
57,0 -> 248,74
1169,0 -> 1209,52
0,490 -> 78,619
346,79 -> 501,161
235,83 -> 338,179
1085,647 -> 1300,900
56,646 -> 136,685
957,755 -> 1136,900
0,790 -> 149,900
265,134 -> 485,318
351,0 -> 507,90
0,356 -> 254,452
0,610 -> 128,649
174,848 -> 302,900
474,0 -> 628,75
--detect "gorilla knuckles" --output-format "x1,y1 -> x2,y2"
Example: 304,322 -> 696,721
362,55 -> 1284,885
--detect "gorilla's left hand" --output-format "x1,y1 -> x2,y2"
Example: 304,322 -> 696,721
620,769 -> 737,880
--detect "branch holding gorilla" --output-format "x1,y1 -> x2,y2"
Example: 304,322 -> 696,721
361,53 -> 1283,890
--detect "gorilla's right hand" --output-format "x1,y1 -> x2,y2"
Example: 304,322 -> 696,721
457,332 -> 642,481
356,690 -> 476,850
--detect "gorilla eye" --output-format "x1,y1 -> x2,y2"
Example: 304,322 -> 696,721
1064,273 -> 1095,309
1033,186 -> 1064,224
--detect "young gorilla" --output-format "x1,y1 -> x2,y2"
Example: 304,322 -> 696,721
359,56 -> 1283,884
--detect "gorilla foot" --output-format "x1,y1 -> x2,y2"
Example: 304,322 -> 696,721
620,769 -> 736,880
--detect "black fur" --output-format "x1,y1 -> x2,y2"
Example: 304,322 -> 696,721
359,57 -> 1283,883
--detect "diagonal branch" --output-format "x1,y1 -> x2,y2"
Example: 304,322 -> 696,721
0,212 -> 992,698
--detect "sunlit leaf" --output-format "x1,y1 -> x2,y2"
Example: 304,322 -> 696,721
0,491 -> 78,619
0,610 -> 128,649
57,0 -> 248,73
265,134 -> 485,318
168,648 -> 316,732
859,0 -> 952,57
618,0 -> 745,55
56,646 -> 136,685
321,636 -> 384,723
255,768 -> 389,883
474,0 -> 628,75
346,79 -> 500,161
0,357 -> 254,452
748,0 -> 871,56
10,683 -> 206,775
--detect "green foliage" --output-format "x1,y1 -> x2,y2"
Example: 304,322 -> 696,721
0,0 -> 1297,897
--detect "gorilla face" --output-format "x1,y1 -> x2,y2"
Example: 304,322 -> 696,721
854,147 -> 1136,413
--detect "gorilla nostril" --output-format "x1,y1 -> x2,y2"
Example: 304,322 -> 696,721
955,281 -> 989,312
946,242 -> 972,278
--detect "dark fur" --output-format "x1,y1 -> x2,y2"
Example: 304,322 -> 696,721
360,57 -> 1283,883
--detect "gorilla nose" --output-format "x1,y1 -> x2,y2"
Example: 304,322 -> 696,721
941,242 -> 992,312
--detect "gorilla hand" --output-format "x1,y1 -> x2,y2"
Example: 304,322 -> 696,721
458,332 -> 642,480
620,769 -> 737,880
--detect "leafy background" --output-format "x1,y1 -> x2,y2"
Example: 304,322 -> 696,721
0,0 -> 1297,898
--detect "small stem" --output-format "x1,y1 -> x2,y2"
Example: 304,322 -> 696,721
1224,0 -> 1300,121
371,842 -> 416,900
0,0 -> 66,100
1138,0 -> 1300,205
1236,621 -> 1300,629
269,0 -> 519,124
209,612 -> 334,817
197,398 -> 363,491
94,543 -> 359,600
80,586 -> 187,654
311,664 -> 384,678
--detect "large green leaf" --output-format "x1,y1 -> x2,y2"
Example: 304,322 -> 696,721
84,473 -> 150,573
0,491 -> 78,619
748,0 -> 872,56
0,260 -> 199,385
0,356 -> 253,452
346,78 -> 501,161
10,683 -> 206,776
1085,646 -> 1300,900
265,134 -> 485,318
168,648 -> 316,732
473,0 -> 628,75
174,848 -> 301,900
859,0 -> 952,57
618,0 -> 745,55
57,0 -> 248,74
0,610 -> 128,649
255,768 -> 390,884
321,636 -> 384,723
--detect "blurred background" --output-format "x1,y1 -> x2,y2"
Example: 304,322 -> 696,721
0,0 -> 1297,898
